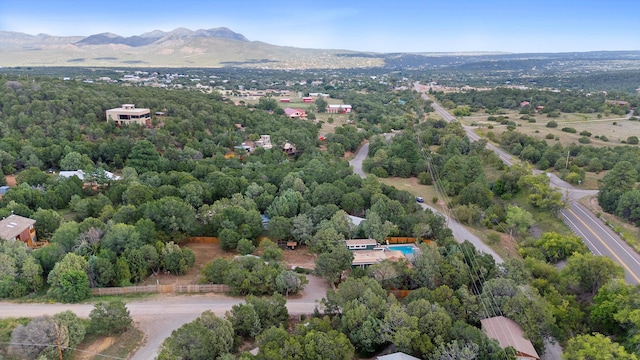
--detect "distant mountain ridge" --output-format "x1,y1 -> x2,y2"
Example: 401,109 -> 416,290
74,27 -> 249,47
0,26 -> 384,69
3,27 -> 639,70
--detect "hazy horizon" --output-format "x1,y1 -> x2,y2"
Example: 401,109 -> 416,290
1,0 -> 639,53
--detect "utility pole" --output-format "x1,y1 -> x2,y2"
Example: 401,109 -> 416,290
54,323 -> 63,360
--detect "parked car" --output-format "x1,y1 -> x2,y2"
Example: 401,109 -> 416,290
416,196 -> 424,203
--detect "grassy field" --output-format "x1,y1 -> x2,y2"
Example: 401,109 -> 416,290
462,110 -> 640,148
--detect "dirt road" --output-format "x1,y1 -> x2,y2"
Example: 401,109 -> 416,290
0,275 -> 329,360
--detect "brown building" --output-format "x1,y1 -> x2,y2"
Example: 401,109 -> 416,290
481,316 -> 540,360
0,214 -> 37,245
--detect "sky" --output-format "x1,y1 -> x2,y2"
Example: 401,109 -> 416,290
1,0 -> 639,53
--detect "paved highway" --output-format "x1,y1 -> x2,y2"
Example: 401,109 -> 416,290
414,82 -> 640,285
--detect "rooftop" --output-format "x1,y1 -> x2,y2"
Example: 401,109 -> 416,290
345,239 -> 378,246
481,316 -> 540,360
0,214 -> 36,241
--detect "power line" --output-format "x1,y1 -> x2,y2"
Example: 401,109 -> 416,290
0,341 -> 126,360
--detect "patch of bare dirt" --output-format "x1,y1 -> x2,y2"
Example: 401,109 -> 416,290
498,233 -> 521,258
140,242 -> 317,286
282,245 -> 316,270
73,337 -> 115,360
140,242 -> 232,286
5,175 -> 16,186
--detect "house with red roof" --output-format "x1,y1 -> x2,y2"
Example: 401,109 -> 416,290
284,108 -> 307,119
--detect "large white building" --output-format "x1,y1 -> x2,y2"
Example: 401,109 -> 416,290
106,104 -> 151,126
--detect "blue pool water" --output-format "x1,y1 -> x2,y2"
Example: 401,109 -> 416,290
387,245 -> 417,255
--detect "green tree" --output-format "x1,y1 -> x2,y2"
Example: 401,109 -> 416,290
275,270 -> 306,296
127,140 -> 162,173
89,300 -> 132,336
60,151 -> 90,170
47,253 -> 90,303
32,208 -> 63,240
315,97 -> 328,113
504,205 -> 534,240
598,161 -> 637,213
237,238 -> 256,255
157,311 -> 234,360
561,252 -> 624,296
102,223 -> 142,255
291,214 -> 314,245
315,245 -> 353,285
260,239 -> 283,262
535,232 -> 587,263
564,333 -> 637,360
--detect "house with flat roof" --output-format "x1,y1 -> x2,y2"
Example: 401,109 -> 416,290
59,170 -> 121,182
326,104 -> 352,114
106,104 -> 151,126
345,239 -> 378,250
351,249 -> 405,268
481,316 -> 540,360
0,214 -> 37,245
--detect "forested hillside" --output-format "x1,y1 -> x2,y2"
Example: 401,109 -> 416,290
0,75 -> 637,360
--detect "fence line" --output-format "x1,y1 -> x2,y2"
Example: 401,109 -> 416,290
185,237 -> 219,244
91,283 -> 229,296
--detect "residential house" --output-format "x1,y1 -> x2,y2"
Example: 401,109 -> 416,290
377,352 -> 421,360
59,170 -> 121,182
481,316 -> 540,360
283,141 -> 297,156
0,214 -> 37,246
255,135 -> 273,150
106,104 -> 151,126
520,101 -> 530,107
279,98 -> 291,103
0,186 -> 9,196
345,239 -> 378,250
326,104 -> 352,113
284,108 -> 307,119
302,97 -> 313,103
605,100 -> 629,106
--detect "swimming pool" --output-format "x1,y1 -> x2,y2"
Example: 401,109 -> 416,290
387,245 -> 418,255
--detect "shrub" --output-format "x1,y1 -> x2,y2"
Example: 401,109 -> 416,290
432,197 -> 438,204
546,133 -> 555,139
578,136 -> 591,144
487,233 -> 501,244
579,130 -> 592,137
418,172 -> 433,185
528,118 -> 536,123
627,136 -> 639,144
520,115 -> 530,120
547,111 -> 561,118
488,125 -> 494,129
561,127 -> 577,133
629,116 -> 638,121
546,121 -> 558,128
600,135 -> 609,142
236,238 -> 255,255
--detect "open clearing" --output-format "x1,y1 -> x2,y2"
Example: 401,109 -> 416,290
462,110 -> 640,148
140,241 -> 316,287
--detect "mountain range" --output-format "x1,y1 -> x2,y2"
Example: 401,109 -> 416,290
0,27 -> 384,69
3,27 -> 640,71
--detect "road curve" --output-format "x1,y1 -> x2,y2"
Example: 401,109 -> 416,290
349,140 -> 503,263
414,82 -> 639,284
